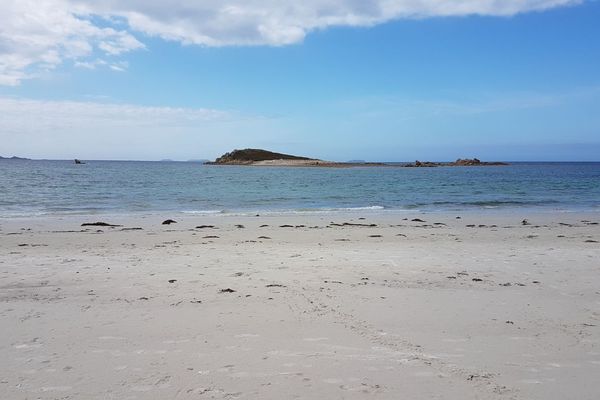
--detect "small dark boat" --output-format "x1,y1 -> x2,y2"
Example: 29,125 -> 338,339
74,159 -> 85,164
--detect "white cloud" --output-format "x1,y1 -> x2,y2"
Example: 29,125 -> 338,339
1,0 -> 583,85
0,0 -> 144,86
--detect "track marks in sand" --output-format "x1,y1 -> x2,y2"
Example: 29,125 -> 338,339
285,285 -> 517,399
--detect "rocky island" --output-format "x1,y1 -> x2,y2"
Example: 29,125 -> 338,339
405,158 -> 509,167
207,149 -> 508,167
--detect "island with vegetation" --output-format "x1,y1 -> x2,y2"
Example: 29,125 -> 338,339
206,149 -> 386,167
206,149 -> 507,167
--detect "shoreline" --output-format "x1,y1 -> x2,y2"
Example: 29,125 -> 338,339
1,206 -> 598,224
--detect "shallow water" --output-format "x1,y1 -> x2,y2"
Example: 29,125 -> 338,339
0,160 -> 599,217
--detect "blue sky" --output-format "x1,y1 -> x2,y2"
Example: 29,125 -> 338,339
1,0 -> 599,161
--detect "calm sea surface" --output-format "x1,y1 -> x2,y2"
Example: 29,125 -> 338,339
0,160 -> 599,217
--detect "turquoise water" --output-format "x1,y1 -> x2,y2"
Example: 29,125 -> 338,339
0,160 -> 599,217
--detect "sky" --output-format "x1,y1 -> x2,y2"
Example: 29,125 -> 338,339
1,0 -> 599,161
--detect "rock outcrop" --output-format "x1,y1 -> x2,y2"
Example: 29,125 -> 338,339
406,158 -> 508,167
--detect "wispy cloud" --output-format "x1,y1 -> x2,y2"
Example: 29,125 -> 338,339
333,86 -> 600,121
0,97 -> 231,129
0,0 -> 583,85
0,96 -> 278,159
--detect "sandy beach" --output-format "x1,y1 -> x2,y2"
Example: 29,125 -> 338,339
1,211 -> 599,399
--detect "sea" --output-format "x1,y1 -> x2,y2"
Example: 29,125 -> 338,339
1,160 -> 599,218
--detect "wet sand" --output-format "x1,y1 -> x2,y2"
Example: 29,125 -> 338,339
1,212 -> 599,399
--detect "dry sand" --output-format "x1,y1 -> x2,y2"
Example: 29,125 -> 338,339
1,211 -> 599,399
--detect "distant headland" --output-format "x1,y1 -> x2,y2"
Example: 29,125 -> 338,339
206,149 -> 508,167
0,155 -> 29,160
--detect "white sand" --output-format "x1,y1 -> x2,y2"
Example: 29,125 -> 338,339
1,211 -> 599,399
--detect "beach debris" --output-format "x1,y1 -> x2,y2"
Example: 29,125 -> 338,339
121,227 -> 143,231
467,373 -> 493,380
219,288 -> 236,293
279,224 -> 294,228
471,278 -> 483,282
499,282 -> 512,287
456,216 -> 462,219
81,222 -> 122,227
434,222 -> 447,226
235,224 -> 245,229
266,284 -> 286,288
521,219 -> 530,226
138,296 -> 149,300
329,222 -> 377,227
168,279 -> 177,283
584,239 -> 598,243
447,276 -> 457,279
505,320 -> 514,324
196,225 -> 216,229
532,280 -> 541,284
162,219 -> 177,225
396,233 -> 407,237
369,234 -> 383,238
190,299 -> 202,304
260,224 -> 269,227
203,235 -> 219,239
258,236 -> 271,239
411,218 -> 426,222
